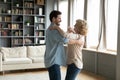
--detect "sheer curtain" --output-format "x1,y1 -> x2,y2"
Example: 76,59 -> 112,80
58,0 -> 68,32
86,0 -> 118,52
69,0 -> 85,27
106,0 -> 119,51
86,0 -> 100,48
97,0 -> 107,51
72,0 -> 84,24
96,0 -> 119,51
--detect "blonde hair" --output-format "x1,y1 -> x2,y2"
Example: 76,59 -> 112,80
75,19 -> 88,36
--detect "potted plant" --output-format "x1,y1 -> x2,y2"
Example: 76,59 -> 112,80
14,2 -> 19,7
25,20 -> 30,26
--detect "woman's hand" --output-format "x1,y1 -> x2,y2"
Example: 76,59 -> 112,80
68,27 -> 75,33
69,39 -> 84,45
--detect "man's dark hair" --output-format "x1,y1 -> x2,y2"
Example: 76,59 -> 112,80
49,10 -> 62,22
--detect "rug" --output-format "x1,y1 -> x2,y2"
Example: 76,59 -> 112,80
0,69 -> 66,80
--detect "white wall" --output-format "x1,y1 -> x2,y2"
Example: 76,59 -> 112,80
116,1 -> 120,80
82,50 -> 116,80
46,0 -> 56,28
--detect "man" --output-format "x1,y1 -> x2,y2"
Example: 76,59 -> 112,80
44,10 -> 83,80
44,10 -> 69,80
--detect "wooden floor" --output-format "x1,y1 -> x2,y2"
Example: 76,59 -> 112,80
0,67 -> 108,80
78,70 -> 108,80
63,67 -> 108,80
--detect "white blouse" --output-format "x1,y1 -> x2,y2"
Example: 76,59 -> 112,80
65,32 -> 84,69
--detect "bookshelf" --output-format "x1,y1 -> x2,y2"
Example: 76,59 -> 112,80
0,0 -> 46,47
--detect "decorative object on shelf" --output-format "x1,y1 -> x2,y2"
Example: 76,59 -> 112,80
25,20 -> 30,26
7,10 -> 11,14
4,0 -> 7,3
37,0 -> 44,5
15,2 -> 19,7
1,8 -> 6,13
24,38 -> 32,44
39,8 -> 42,15
16,4 -> 19,7
27,23 -> 30,26
0,16 -> 2,21
39,40 -> 45,44
40,18 -> 44,23
24,34 -> 32,44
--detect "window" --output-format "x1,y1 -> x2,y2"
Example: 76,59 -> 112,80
86,0 -> 119,52
57,0 -> 119,52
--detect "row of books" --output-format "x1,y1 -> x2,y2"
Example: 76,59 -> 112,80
36,24 -> 44,30
0,16 -> 11,22
0,24 -> 21,29
37,0 -> 44,5
35,17 -> 45,23
24,2 -> 34,8
35,38 -> 45,44
12,39 -> 45,45
35,31 -> 44,36
0,30 -> 23,36
0,30 -> 10,36
12,39 -> 23,45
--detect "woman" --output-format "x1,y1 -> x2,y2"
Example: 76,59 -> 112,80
50,19 -> 88,80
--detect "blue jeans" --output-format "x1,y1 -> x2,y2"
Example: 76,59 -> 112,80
65,63 -> 81,80
47,64 -> 61,80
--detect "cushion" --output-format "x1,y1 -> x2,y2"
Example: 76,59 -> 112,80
30,57 -> 44,63
3,58 -> 32,65
27,45 -> 45,57
0,46 -> 27,59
